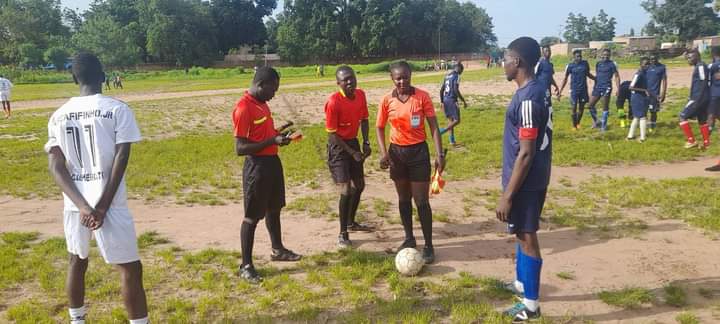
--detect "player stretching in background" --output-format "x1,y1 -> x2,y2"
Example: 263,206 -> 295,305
233,67 -> 302,284
439,62 -> 467,146
377,61 -> 445,264
324,66 -> 373,248
646,53 -> 667,132
678,49 -> 711,150
627,57 -> 652,142
497,37 -> 552,322
558,49 -> 595,130
45,53 -> 149,324
587,48 -> 620,131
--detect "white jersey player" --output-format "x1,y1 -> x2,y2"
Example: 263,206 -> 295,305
0,75 -> 13,118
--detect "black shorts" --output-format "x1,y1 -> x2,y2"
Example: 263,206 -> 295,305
680,99 -> 709,123
389,141 -> 431,182
709,97 -> 720,116
507,190 -> 547,234
243,155 -> 285,220
327,138 -> 365,184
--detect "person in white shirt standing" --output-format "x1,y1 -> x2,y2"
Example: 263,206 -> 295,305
44,53 -> 149,324
0,74 -> 13,118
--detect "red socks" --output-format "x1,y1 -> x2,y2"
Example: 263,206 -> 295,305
680,121 -> 695,143
700,123 -> 711,147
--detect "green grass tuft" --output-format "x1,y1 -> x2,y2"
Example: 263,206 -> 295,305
598,287 -> 654,309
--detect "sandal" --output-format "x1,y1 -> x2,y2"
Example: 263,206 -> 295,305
270,248 -> 302,262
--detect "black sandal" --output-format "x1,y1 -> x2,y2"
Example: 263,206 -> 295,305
270,248 -> 302,261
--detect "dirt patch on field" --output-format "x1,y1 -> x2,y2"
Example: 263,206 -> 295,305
3,156 -> 719,322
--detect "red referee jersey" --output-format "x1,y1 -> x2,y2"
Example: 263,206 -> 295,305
232,92 -> 278,156
324,89 -> 369,140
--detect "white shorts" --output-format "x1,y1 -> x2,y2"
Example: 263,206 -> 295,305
64,208 -> 140,264
0,92 -> 9,101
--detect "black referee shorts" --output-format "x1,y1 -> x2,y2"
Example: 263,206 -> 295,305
243,155 -> 285,220
327,138 -> 365,184
389,141 -> 431,182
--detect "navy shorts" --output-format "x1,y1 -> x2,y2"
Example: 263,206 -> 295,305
388,142 -> 431,182
630,94 -> 649,118
327,138 -> 365,184
709,97 -> 720,116
592,86 -> 612,98
243,155 -> 286,220
544,89 -> 553,109
648,96 -> 661,113
442,97 -> 460,120
507,190 -> 547,234
680,99 -> 708,123
570,89 -> 589,107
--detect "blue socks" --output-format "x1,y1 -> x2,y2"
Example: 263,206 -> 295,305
517,247 -> 543,301
601,111 -> 609,130
449,130 -> 456,144
439,127 -> 447,135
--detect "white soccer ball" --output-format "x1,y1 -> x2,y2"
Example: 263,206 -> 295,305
395,247 -> 425,276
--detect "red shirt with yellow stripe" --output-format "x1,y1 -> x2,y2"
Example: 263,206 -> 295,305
324,89 -> 369,140
232,91 -> 278,156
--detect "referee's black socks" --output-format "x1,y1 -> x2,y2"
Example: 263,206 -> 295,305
416,201 -> 433,248
399,200 -> 414,240
339,194 -> 351,234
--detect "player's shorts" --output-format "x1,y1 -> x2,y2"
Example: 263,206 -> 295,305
243,155 -> 286,219
680,99 -> 709,123
709,97 -> 720,116
648,96 -> 661,113
388,141 -> 431,182
592,85 -> 612,98
570,89 -> 589,106
507,190 -> 547,234
442,97 -> 460,120
630,93 -> 649,118
0,92 -> 10,101
64,208 -> 140,264
544,89 -> 553,109
327,138 -> 364,184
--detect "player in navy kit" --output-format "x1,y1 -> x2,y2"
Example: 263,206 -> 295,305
705,47 -> 720,171
559,49 -> 595,129
678,49 -> 711,149
646,54 -> 668,132
535,46 -> 560,114
439,62 -> 467,146
616,80 -> 632,128
497,37 -> 552,322
627,57 -> 652,142
587,48 -> 620,131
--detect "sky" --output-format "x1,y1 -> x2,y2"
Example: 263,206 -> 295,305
61,0 -> 650,47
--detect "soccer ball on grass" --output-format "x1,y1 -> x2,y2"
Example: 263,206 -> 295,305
395,247 -> 425,276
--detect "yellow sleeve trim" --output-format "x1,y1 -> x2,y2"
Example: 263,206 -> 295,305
253,116 -> 267,125
326,128 -> 337,133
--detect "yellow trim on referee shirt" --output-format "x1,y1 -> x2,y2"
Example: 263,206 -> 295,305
326,128 -> 337,133
253,116 -> 267,125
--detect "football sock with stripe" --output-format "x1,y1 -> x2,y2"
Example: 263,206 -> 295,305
680,121 -> 695,143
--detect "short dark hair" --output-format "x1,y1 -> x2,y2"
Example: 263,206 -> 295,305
572,49 -> 582,55
389,61 -> 412,73
686,47 -> 700,56
601,48 -> 611,53
253,66 -> 280,84
508,37 -> 541,69
336,65 -> 354,77
712,46 -> 720,57
72,53 -> 104,85
541,45 -> 551,51
455,62 -> 464,71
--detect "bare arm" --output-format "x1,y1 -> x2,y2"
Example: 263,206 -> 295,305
558,73 -> 569,97
48,147 -> 98,228
455,84 -> 467,107
91,143 -> 132,229
360,119 -> 371,157
235,136 -> 287,156
426,116 -> 445,172
376,126 -> 390,169
661,73 -> 669,102
496,139 -> 536,222
613,72 -> 621,96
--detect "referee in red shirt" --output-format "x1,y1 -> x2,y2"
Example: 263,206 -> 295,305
232,67 -> 302,284
324,66 -> 373,249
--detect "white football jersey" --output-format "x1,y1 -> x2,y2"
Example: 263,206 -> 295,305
0,78 -> 13,92
44,94 -> 142,211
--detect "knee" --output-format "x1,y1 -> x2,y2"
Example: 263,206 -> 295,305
68,254 -> 89,271
243,217 -> 260,226
351,180 -> 365,194
118,261 -> 143,281
414,198 -> 430,210
336,183 -> 352,196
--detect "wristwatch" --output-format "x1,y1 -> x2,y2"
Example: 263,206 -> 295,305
363,140 -> 370,145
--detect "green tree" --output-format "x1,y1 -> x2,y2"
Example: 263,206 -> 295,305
540,36 -> 562,47
0,0 -> 69,64
72,15 -> 142,67
211,0 -> 277,54
589,9 -> 616,41
641,0 -> 719,42
563,13 -> 591,43
18,43 -> 44,67
44,46 -> 70,70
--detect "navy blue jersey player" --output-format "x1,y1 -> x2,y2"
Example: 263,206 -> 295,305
627,57 -> 652,142
646,54 -> 667,132
439,63 -> 467,146
497,37 -> 552,322
559,49 -> 595,129
587,48 -> 620,131
678,49 -> 711,149
534,46 -> 560,111
616,80 -> 632,128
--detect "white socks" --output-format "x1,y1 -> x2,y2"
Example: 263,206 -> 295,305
627,118 -> 639,139
523,298 -> 539,312
69,306 -> 86,324
639,118 -> 647,141
513,279 -> 525,293
130,317 -> 149,324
